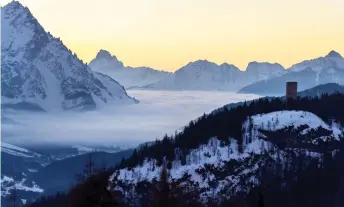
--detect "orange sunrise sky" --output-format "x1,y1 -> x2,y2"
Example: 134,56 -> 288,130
1,0 -> 344,71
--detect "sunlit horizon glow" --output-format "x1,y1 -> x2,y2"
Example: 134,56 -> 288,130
1,0 -> 344,71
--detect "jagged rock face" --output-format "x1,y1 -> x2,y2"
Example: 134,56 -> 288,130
1,1 -> 137,111
90,50 -> 125,70
238,51 -> 344,96
109,110 -> 343,202
89,50 -> 171,89
326,50 -> 343,59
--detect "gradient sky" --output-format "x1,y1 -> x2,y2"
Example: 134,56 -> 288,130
1,0 -> 344,71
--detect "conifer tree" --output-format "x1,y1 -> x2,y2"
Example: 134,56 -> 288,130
258,193 -> 264,207
152,166 -> 171,207
7,187 -> 19,207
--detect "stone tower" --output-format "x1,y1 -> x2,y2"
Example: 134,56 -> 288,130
286,82 -> 297,107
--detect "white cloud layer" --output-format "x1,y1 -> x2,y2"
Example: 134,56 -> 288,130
2,90 -> 260,146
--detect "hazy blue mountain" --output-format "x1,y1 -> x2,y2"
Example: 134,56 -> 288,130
238,51 -> 344,95
133,60 -> 286,91
89,50 -> 171,89
297,83 -> 344,97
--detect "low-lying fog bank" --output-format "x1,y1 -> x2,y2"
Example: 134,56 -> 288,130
2,90 -> 260,147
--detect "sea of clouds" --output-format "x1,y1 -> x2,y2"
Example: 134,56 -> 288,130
1,90 -> 260,146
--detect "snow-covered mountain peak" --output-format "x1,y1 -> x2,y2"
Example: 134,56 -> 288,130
2,1 -> 35,30
96,49 -> 112,59
3,0 -> 26,11
219,63 -> 241,70
287,51 -> 344,73
2,1 -> 48,54
95,49 -> 123,65
178,60 -> 242,74
135,59 -> 289,91
244,61 -> 286,81
90,49 -> 125,70
1,2 -> 137,111
89,49 -> 170,88
246,61 -> 285,71
239,51 -> 344,95
133,59 -> 245,91
326,50 -> 342,59
183,60 -> 218,69
175,60 -> 239,80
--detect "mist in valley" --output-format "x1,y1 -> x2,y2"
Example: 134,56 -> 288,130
2,90 -> 260,148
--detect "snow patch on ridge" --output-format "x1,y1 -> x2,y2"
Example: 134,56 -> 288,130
244,111 -> 343,140
1,143 -> 41,158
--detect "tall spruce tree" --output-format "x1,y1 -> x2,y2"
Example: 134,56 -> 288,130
152,166 -> 171,207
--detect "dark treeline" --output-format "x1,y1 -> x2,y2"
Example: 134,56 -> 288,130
122,93 -> 344,168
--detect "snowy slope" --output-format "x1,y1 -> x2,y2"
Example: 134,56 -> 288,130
0,142 -> 133,202
89,50 -> 171,88
110,110 -> 342,201
1,143 -> 42,158
243,111 -> 342,146
93,72 -> 139,104
1,177 -> 44,197
238,51 -> 344,95
1,1 -> 137,111
134,60 -> 286,91
245,111 -> 340,135
1,144 -> 47,203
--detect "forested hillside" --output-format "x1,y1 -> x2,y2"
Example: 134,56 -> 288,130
121,93 -> 344,168
26,93 -> 344,207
